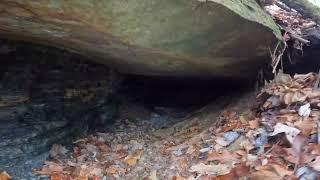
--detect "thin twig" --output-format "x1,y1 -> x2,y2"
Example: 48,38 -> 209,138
280,26 -> 310,44
271,41 -> 287,74
262,141 -> 280,156
272,41 -> 281,62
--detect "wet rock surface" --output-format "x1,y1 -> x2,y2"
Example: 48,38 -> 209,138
0,39 -> 117,179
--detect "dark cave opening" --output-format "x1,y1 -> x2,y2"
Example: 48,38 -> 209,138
119,75 -> 248,108
3,34 -> 320,179
0,39 -> 251,178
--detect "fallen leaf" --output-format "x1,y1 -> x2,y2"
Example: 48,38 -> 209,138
271,123 -> 301,143
239,138 -> 254,153
89,167 -> 102,177
285,148 -> 315,164
222,121 -> 241,132
50,174 -> 72,180
248,119 -> 260,129
37,161 -> 65,174
206,151 -> 240,163
106,165 -> 126,176
177,157 -> 190,171
0,172 -> 11,180
172,175 -> 186,180
222,111 -> 236,119
249,164 -> 293,180
308,143 -> 320,155
294,120 -> 315,136
216,163 -> 250,180
189,163 -> 231,176
286,90 -> 308,105
160,143 -> 175,156
124,149 -> 144,166
292,133 -> 308,155
298,103 -> 311,117
250,169 -> 285,180
270,164 -> 294,177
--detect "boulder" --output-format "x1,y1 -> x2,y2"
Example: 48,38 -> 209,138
0,0 -> 281,77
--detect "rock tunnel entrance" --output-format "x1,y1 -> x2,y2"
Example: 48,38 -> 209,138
0,39 -> 252,179
2,33 -> 320,179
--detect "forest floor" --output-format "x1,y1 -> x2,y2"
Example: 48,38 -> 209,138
29,72 -> 320,179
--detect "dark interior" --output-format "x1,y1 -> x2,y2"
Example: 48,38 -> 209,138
1,31 -> 319,178
0,39 -> 253,177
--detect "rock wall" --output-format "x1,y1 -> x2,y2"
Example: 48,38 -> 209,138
0,40 -> 118,165
0,0 -> 281,78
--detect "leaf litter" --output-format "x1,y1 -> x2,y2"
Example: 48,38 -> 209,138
32,71 -> 320,179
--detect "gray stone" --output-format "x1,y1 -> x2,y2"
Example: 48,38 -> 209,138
0,0 -> 281,78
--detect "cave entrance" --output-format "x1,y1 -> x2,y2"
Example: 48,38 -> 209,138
0,39 -> 254,179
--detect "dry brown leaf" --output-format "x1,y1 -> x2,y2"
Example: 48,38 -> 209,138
39,161 -> 65,173
250,169 -> 285,180
216,163 -> 250,180
248,119 -> 260,129
271,164 -> 294,177
75,165 -> 90,179
0,172 -> 11,180
206,151 -> 240,163
106,165 -> 126,176
174,126 -> 200,138
124,149 -> 144,166
292,133 -> 308,154
172,175 -> 186,180
239,138 -> 254,153
50,174 -> 72,180
160,143 -> 175,156
285,148 -> 315,164
114,149 -> 128,159
189,163 -> 231,176
222,111 -> 236,119
186,144 -> 200,159
177,157 -> 189,171
308,144 -> 320,155
89,167 -> 103,177
294,120 -> 315,136
222,121 -> 241,132
283,90 -> 308,105
249,164 -> 293,180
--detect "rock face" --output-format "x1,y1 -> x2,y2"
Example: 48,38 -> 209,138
0,40 -> 117,167
0,0 -> 280,78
